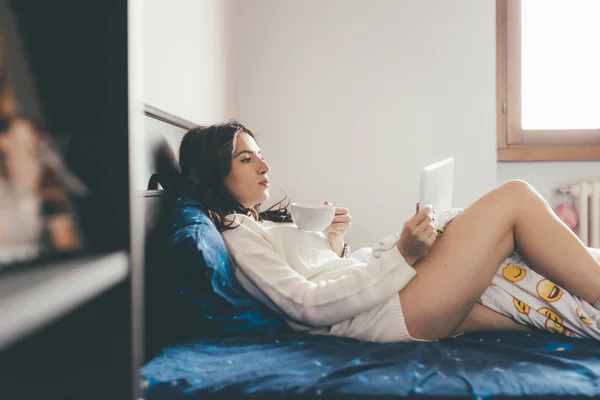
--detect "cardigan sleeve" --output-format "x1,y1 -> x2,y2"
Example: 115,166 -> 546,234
224,220 -> 417,328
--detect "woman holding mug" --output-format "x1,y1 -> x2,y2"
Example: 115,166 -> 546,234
177,121 -> 600,343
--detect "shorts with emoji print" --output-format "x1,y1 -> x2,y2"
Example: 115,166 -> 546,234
479,250 -> 600,340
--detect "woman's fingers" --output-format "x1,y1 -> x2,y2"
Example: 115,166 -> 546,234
398,204 -> 438,264
324,202 -> 349,215
324,203 -> 350,220
411,205 -> 434,226
427,229 -> 438,244
415,214 -> 434,231
324,204 -> 352,237
332,214 -> 352,223
414,218 -> 435,243
327,221 -> 350,231
334,207 -> 349,216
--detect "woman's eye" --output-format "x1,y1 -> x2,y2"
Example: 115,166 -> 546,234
241,157 -> 251,163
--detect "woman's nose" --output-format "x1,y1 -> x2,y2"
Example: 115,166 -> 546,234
259,159 -> 270,174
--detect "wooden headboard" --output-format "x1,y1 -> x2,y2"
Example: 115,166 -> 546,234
139,105 -> 198,362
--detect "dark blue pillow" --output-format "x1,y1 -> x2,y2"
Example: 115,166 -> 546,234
169,185 -> 290,337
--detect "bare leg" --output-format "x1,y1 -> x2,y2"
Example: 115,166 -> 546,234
451,303 -> 532,336
399,180 -> 600,340
513,186 -> 600,303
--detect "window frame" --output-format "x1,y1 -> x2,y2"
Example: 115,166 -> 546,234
497,0 -> 600,161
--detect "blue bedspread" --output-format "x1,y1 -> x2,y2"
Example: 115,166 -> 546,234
140,330 -> 600,399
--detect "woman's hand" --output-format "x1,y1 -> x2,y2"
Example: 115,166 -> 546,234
324,201 -> 352,256
396,203 -> 437,266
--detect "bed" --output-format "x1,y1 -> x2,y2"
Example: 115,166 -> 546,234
139,106 -> 600,400
141,331 -> 600,399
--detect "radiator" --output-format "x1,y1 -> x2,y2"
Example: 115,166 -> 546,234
557,182 -> 600,248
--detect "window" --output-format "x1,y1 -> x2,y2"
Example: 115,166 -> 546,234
497,0 -> 600,161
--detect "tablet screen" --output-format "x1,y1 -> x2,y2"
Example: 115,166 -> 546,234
419,157 -> 454,214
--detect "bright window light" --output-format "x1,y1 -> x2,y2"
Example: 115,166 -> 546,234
521,0 -> 600,130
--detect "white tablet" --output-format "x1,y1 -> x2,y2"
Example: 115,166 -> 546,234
419,157 -> 454,214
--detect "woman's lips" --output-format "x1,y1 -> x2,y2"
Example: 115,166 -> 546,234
259,181 -> 270,187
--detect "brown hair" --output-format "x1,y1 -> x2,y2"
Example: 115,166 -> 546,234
178,121 -> 292,232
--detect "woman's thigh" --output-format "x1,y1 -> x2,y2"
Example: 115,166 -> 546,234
399,183 -> 523,340
451,303 -> 532,336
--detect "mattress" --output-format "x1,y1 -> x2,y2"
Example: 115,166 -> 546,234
140,330 -> 600,399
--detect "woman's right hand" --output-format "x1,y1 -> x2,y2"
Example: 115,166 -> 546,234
396,203 -> 437,266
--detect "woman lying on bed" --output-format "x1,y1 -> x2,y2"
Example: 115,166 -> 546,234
177,121 -> 600,343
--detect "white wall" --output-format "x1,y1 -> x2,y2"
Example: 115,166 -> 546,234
141,0 -> 598,245
229,0 -> 497,247
498,162 -> 600,208
143,0 -> 231,123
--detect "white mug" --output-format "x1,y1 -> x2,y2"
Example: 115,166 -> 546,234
290,202 -> 335,231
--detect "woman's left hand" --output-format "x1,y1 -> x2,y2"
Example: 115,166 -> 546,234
324,201 -> 352,253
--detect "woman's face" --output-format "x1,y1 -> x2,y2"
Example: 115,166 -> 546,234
224,132 -> 271,208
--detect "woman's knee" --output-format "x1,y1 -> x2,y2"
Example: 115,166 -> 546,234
500,180 -> 547,213
500,179 -> 539,199
495,179 -> 539,213
500,179 -> 535,197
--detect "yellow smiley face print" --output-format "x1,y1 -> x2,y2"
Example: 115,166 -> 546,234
538,307 -> 564,334
576,308 -> 593,325
536,279 -> 563,302
545,319 -> 564,334
502,263 -> 527,282
513,298 -> 531,315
